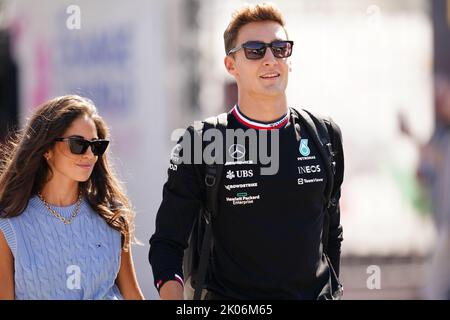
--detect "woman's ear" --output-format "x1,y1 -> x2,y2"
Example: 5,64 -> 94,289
44,151 -> 52,161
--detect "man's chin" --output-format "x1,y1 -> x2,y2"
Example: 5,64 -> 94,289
259,87 -> 286,97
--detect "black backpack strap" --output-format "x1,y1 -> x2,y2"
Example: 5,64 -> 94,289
294,108 -> 344,298
294,109 -> 344,251
295,109 -> 335,208
322,117 -> 344,298
194,215 -> 213,300
203,113 -> 228,219
324,119 -> 344,208
193,113 -> 227,300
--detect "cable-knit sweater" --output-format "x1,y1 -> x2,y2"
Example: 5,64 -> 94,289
0,195 -> 123,300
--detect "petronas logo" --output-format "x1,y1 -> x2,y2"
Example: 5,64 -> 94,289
299,139 -> 310,157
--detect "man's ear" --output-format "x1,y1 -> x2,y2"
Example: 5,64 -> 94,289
224,55 -> 238,78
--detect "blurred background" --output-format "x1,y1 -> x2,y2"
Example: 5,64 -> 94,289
0,0 -> 449,300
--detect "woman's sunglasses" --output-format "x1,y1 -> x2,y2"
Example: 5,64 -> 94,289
55,137 -> 109,156
227,40 -> 294,60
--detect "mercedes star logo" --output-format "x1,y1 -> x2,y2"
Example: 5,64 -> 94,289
229,144 -> 246,160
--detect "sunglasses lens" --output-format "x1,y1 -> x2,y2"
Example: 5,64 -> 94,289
243,41 -> 266,59
91,140 -> 109,156
241,41 -> 293,59
271,41 -> 292,58
68,139 -> 88,155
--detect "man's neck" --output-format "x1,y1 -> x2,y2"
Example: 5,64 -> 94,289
237,94 -> 288,122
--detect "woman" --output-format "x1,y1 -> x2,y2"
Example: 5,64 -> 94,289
0,95 -> 144,300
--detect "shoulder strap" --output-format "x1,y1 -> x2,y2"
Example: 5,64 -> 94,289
203,113 -> 228,219
295,109 -> 335,208
323,118 -> 344,208
192,113 -> 227,300
293,108 -> 343,257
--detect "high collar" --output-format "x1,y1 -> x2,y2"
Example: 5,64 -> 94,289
231,105 -> 290,130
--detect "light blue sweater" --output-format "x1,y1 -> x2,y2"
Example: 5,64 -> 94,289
0,195 -> 123,300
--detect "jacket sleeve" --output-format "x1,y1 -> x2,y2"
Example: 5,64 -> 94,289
327,195 -> 343,276
326,120 -> 344,277
148,126 -> 205,289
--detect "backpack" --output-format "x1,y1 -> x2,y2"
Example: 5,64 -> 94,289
182,108 -> 344,300
182,113 -> 228,300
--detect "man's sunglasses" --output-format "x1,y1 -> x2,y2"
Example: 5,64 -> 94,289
227,40 -> 294,60
55,137 -> 109,156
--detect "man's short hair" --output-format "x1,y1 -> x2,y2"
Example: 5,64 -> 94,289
223,3 -> 288,55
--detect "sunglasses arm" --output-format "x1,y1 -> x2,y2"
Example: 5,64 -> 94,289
227,45 -> 242,55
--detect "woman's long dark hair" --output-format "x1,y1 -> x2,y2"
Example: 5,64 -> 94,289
0,95 -> 135,250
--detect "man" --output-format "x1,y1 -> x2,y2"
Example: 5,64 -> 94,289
149,3 -> 344,300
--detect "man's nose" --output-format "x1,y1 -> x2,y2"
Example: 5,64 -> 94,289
262,47 -> 278,66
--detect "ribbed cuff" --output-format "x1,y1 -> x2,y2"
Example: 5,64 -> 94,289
155,273 -> 184,292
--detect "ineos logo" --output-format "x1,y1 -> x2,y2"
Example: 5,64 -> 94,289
298,165 -> 321,175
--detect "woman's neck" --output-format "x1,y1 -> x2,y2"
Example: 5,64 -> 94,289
40,177 -> 79,206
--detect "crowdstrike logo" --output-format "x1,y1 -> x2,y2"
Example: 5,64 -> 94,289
224,183 -> 258,191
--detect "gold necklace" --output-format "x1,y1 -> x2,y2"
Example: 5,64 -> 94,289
38,192 -> 82,225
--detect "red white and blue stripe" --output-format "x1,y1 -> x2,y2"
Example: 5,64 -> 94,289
232,105 -> 289,130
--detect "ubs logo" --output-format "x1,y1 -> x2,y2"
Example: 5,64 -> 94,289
226,169 -> 254,180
